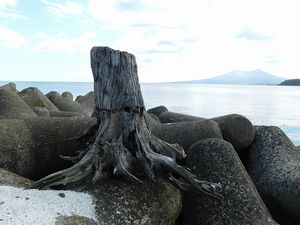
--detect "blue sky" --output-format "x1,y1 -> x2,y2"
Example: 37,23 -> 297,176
0,0 -> 300,82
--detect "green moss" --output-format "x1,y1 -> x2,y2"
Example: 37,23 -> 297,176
0,168 -> 32,188
21,95 -> 45,107
55,216 -> 97,225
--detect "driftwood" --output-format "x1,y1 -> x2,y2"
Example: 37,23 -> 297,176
31,47 -> 221,198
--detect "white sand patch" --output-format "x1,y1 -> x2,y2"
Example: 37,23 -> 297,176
0,186 -> 96,225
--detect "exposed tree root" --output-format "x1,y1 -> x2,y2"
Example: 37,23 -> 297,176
30,111 -> 222,199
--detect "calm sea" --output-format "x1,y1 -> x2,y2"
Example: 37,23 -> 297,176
1,81 -> 299,145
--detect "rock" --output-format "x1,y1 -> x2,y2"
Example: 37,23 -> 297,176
49,110 -> 86,118
0,82 -> 17,92
18,87 -> 59,111
46,91 -> 88,116
0,89 -> 38,119
150,120 -> 223,152
245,126 -> 300,224
32,107 -> 50,117
0,168 -> 32,188
75,91 -> 95,116
0,117 -> 97,180
183,138 -> 278,225
69,177 -> 181,225
62,91 -> 73,101
147,105 -> 168,116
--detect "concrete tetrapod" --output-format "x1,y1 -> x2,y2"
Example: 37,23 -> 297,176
0,117 -> 96,180
160,111 -> 206,123
18,87 -> 59,111
0,89 -> 38,119
32,107 -> 50,117
0,82 -> 17,92
49,110 -> 86,118
183,138 -> 278,225
67,177 -> 182,225
245,126 -> 300,225
46,91 -> 88,116
62,91 -> 73,101
150,119 -> 223,152
75,91 -> 95,117
0,168 -> 33,188
147,106 -> 255,152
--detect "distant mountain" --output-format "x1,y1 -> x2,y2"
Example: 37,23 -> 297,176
186,69 -> 285,85
279,79 -> 300,86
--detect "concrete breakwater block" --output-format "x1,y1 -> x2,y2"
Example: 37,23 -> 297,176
32,107 -> 50,117
245,126 -> 300,225
160,111 -> 206,123
0,168 -> 33,188
183,138 -> 278,225
75,91 -> 95,117
147,106 -> 204,123
68,177 -> 182,225
18,87 -> 59,111
0,89 -> 38,119
0,82 -> 17,92
147,106 -> 255,152
49,110 -> 86,118
0,117 -> 97,180
147,105 -> 168,116
46,91 -> 88,116
150,119 -> 223,152
212,114 -> 255,152
62,91 -> 73,101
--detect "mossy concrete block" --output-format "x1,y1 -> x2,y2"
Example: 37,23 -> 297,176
62,92 -> 73,101
183,138 -> 278,225
55,216 -> 98,225
0,89 -> 38,119
49,110 -> 86,118
246,126 -> 300,224
0,117 -> 97,179
70,178 -> 181,225
18,87 -> 59,111
32,107 -> 50,117
47,91 -> 88,116
0,82 -> 17,92
151,119 -> 223,152
0,168 -> 33,188
75,91 -> 95,117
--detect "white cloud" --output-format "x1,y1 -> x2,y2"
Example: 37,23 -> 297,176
42,0 -> 84,18
85,0 -> 300,82
0,0 -> 28,20
33,32 -> 97,53
0,26 -> 27,48
36,32 -> 46,38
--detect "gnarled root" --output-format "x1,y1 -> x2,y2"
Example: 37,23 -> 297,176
30,112 -> 222,199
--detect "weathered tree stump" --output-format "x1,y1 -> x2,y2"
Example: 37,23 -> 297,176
30,47 -> 220,198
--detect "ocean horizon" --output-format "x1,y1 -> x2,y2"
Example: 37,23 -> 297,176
1,81 -> 299,145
